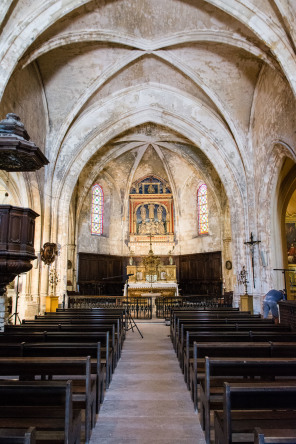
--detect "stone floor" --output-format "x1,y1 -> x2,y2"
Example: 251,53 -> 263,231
90,321 -> 206,444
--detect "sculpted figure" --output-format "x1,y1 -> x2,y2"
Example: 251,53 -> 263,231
157,205 -> 163,221
148,203 -> 155,219
41,242 -> 58,265
140,205 -> 147,221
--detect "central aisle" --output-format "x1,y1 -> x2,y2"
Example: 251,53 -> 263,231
90,322 -> 206,443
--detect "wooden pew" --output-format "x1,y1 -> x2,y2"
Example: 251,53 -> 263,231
190,341 -> 296,410
5,324 -> 119,369
201,358 -> 296,444
179,323 -> 289,370
0,357 -> 95,444
20,342 -> 104,406
0,380 -> 81,444
214,382 -> 296,444
0,331 -> 113,387
172,313 -> 263,349
170,309 -> 253,342
254,426 -> 296,444
190,342 -> 271,410
27,315 -> 125,356
0,427 -> 36,444
183,330 -> 296,386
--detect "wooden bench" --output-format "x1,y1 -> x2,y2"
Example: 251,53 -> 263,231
173,314 -> 267,351
20,341 -> 104,406
190,341 -> 296,409
0,427 -> 36,444
4,324 -> 119,370
201,358 -> 296,444
23,316 -> 125,358
254,426 -> 296,444
214,382 -> 296,444
179,323 -> 289,371
190,342 -> 272,410
0,331 -> 113,388
175,317 -> 277,352
0,380 -> 81,444
170,310 -> 254,344
183,330 -> 296,386
0,357 -> 95,444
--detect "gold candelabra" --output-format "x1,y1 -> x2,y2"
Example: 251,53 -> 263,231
49,267 -> 59,296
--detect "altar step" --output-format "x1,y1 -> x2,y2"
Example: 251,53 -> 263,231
90,323 -> 205,443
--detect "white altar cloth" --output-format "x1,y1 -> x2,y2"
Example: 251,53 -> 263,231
124,282 -> 179,296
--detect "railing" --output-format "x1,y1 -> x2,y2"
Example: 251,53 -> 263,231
125,297 -> 152,320
67,293 -> 232,319
68,294 -> 152,319
68,295 -> 121,309
155,297 -> 183,318
155,293 -> 233,318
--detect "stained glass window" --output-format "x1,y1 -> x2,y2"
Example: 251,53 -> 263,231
91,184 -> 104,235
197,184 -> 208,235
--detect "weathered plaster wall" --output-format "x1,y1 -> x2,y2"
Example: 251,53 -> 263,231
0,63 -> 47,154
0,0 -> 296,317
76,136 -> 227,260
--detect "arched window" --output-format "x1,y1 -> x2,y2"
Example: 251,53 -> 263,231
91,184 -> 104,235
197,184 -> 208,235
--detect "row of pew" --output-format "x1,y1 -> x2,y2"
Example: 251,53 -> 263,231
170,307 -> 296,444
0,307 -> 127,444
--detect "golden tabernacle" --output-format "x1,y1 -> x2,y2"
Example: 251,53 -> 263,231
125,243 -> 178,298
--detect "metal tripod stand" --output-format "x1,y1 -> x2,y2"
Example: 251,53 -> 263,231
102,273 -> 143,338
124,274 -> 143,339
8,274 -> 22,325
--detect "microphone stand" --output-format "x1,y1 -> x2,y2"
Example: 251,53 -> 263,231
273,268 -> 293,295
102,273 -> 143,339
8,274 -> 22,325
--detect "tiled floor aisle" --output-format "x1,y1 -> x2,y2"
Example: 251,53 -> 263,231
90,322 -> 206,443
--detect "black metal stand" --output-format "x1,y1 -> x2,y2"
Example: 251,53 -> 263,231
125,275 -> 143,339
8,274 -> 21,325
102,273 -> 143,339
273,268 -> 292,295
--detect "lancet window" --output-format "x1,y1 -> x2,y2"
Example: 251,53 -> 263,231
91,184 -> 104,235
197,183 -> 208,235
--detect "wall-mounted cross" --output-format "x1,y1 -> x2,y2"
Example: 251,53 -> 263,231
244,232 -> 261,288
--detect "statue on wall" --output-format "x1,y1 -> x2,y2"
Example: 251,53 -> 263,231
140,205 -> 147,221
41,242 -> 58,265
157,205 -> 163,221
148,203 -> 155,219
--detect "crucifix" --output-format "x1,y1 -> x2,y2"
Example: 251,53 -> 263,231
148,233 -> 153,252
244,232 -> 261,288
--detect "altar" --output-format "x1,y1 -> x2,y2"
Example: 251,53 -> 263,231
125,175 -> 178,298
123,282 -> 179,298
125,258 -> 178,298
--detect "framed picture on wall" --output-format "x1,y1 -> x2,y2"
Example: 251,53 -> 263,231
286,222 -> 296,264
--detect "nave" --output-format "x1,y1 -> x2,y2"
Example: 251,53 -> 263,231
90,322 -> 205,444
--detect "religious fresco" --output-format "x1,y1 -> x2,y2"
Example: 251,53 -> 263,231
286,222 -> 296,264
128,175 -> 175,255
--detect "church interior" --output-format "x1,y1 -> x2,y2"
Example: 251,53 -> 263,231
0,1 -> 296,443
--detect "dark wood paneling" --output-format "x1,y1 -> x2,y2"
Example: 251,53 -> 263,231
179,251 -> 222,295
78,253 -> 124,295
77,251 -> 222,296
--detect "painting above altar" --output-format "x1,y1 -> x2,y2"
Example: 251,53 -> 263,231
128,175 -> 175,255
